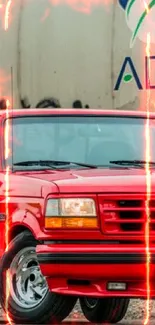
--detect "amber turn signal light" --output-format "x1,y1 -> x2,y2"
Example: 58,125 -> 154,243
45,217 -> 98,228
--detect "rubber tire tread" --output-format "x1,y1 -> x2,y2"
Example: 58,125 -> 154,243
0,230 -> 77,324
80,297 -> 130,323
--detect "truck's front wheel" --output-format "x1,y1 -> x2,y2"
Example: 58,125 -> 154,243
80,297 -> 130,323
0,231 -> 77,324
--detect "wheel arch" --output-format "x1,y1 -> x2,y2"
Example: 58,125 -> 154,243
9,225 -> 33,242
9,209 -> 42,243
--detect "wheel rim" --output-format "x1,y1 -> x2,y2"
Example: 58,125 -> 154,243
9,246 -> 48,309
84,297 -> 99,309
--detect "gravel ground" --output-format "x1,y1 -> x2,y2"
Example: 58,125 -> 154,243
69,299 -> 155,321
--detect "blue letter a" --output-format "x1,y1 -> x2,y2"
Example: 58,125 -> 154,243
114,57 -> 143,90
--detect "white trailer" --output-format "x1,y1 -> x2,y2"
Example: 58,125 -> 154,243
0,0 -> 154,109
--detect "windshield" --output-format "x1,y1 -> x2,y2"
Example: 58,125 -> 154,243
4,115 -> 155,169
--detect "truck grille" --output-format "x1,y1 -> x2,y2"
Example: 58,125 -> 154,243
98,194 -> 155,235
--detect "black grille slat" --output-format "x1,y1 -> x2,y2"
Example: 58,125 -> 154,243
119,200 -> 142,231
119,200 -> 142,208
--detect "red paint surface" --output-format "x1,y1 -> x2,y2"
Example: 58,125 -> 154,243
0,108 -> 154,314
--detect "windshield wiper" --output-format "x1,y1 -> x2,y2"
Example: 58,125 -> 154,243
110,160 -> 155,168
13,160 -> 97,169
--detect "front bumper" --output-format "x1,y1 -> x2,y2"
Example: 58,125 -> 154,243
36,243 -> 155,298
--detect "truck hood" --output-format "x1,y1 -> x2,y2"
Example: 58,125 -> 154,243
19,168 -> 155,193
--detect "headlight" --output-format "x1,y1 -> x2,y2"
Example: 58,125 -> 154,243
45,198 -> 97,229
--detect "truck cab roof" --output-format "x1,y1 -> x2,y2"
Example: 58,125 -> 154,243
0,108 -> 155,118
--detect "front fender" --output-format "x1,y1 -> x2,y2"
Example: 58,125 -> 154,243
22,211 -> 43,239
10,208 -> 43,241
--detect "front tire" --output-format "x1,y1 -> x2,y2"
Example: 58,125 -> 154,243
80,297 -> 130,323
0,230 -> 77,324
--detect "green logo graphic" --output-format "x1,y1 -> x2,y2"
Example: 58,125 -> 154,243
119,0 -> 155,47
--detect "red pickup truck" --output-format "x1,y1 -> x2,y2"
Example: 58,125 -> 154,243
0,108 -> 154,324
